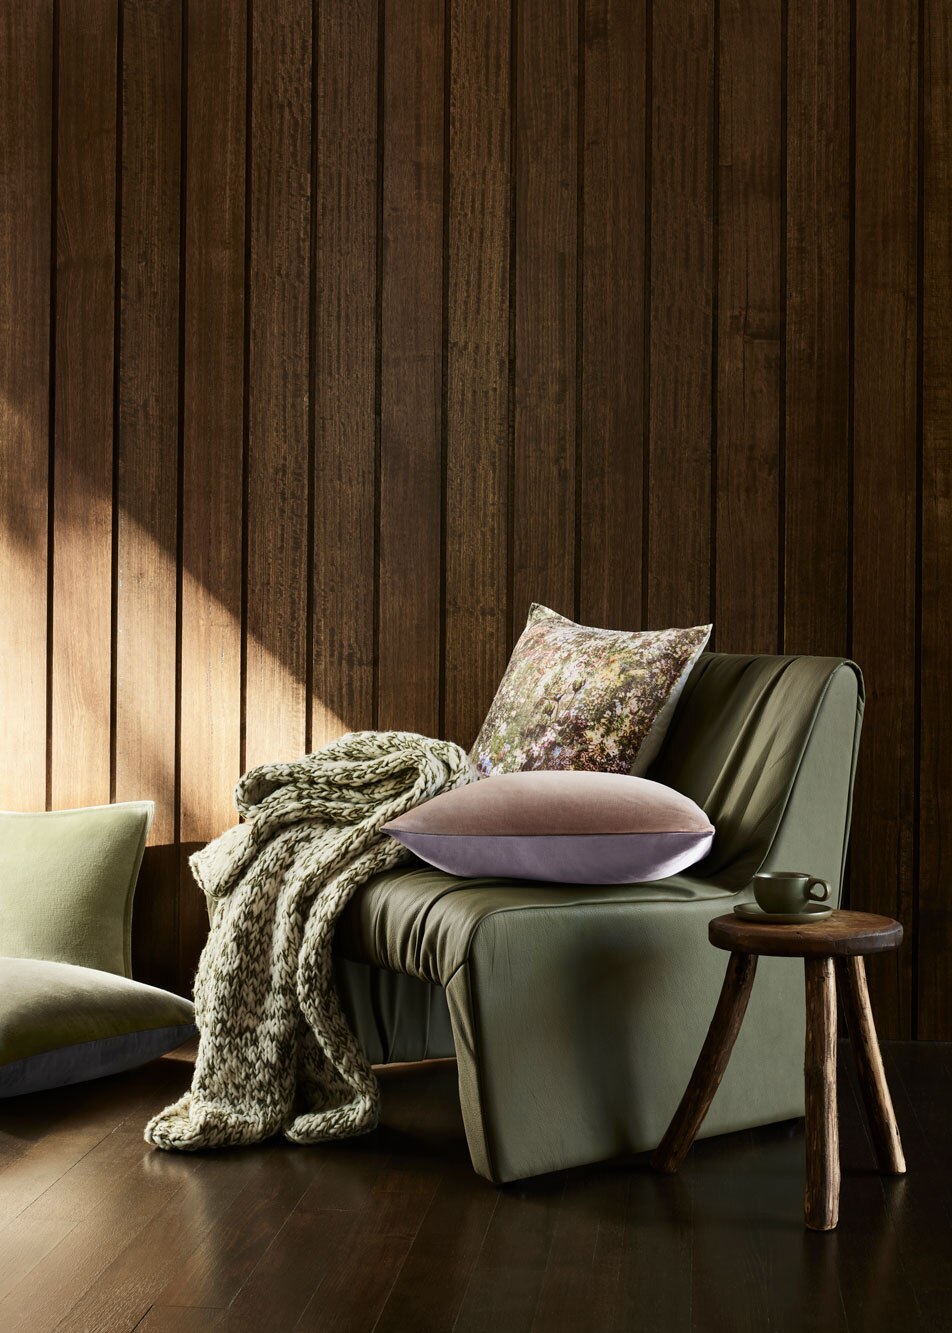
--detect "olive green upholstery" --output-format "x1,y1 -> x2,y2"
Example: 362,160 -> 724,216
331,653 -> 864,1183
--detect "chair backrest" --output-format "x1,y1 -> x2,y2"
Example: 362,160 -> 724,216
650,653 -> 864,892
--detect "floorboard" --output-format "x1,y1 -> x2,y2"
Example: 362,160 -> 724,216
0,1041 -> 948,1332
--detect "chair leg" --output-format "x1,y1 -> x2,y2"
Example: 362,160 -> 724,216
836,955 -> 906,1175
651,951 -> 758,1174
804,957 -> 840,1230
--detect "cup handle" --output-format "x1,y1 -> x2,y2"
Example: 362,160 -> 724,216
807,877 -> 831,902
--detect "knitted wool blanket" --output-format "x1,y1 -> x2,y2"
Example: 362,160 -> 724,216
145,730 -> 476,1152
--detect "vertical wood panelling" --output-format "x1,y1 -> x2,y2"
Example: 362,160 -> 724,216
443,0 -> 511,747
578,0 -> 646,631
512,0 -> 578,635
312,0 -> 378,747
179,0 -> 246,982
715,0 -> 782,654
245,0 -> 312,768
648,0 -> 715,630
1,0 -> 950,1034
919,0 -> 952,1040
377,0 -> 445,735
851,0 -> 918,1037
784,0 -> 849,655
116,0 -> 182,990
51,0 -> 117,810
0,1 -> 51,811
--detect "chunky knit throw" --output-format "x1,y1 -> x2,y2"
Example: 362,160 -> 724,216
145,730 -> 476,1152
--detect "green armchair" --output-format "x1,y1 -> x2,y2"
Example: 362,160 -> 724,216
333,653 -> 864,1184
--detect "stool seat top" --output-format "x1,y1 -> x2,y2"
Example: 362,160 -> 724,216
709,909 -> 903,959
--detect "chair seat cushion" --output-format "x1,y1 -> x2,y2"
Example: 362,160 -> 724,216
334,862 -> 735,987
0,957 -> 196,1098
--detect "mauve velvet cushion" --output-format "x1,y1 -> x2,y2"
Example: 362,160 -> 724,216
382,771 -> 714,885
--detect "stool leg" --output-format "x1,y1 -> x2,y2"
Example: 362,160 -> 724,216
804,957 -> 840,1231
836,955 -> 906,1174
651,952 -> 758,1174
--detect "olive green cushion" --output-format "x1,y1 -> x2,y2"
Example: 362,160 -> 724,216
0,802 -> 153,977
0,957 -> 195,1098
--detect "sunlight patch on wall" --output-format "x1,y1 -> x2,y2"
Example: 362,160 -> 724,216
1,498 -> 348,837
0,404 -> 48,811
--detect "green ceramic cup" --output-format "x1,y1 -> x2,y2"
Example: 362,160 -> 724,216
753,870 -> 832,915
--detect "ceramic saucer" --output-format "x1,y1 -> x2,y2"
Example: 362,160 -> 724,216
733,901 -> 833,925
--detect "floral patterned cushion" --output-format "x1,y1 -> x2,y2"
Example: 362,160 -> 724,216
471,605 -> 711,778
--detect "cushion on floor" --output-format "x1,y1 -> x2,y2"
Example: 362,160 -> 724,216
0,802 -> 153,976
0,957 -> 195,1098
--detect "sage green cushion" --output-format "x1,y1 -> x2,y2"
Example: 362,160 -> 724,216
0,957 -> 195,1098
0,802 -> 153,977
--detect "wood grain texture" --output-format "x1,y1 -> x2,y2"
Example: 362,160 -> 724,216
152,1152 -> 326,1312
708,909 -> 904,958
0,0 -> 950,1036
0,1076 -> 194,1329
443,0 -> 511,747
377,0 -> 445,736
648,0 -> 715,630
244,0 -> 311,768
651,951 -> 758,1174
512,0 -> 578,636
452,1181 -> 564,1333
116,0 -> 181,991
51,0 -> 116,810
311,0 -> 378,747
715,0 -> 782,653
5,1047 -> 952,1330
578,0 -> 646,632
918,0 -> 952,1041
374,1173 -> 498,1332
803,956 -> 839,1230
783,0 -> 850,654
530,1169 -> 635,1333
850,0 -> 918,1038
53,1174 -> 242,1333
0,0 -> 51,811
297,1167 -> 443,1329
179,0 -> 246,982
138,1309 -> 225,1332
209,1205 -> 356,1329
836,955 -> 906,1174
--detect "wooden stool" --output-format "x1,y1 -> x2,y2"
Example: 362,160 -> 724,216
650,909 -> 905,1230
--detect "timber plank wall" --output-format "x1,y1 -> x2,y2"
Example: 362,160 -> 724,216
0,0 -> 948,1038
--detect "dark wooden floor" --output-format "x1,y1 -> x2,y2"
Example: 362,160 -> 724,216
0,1042 -> 949,1333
